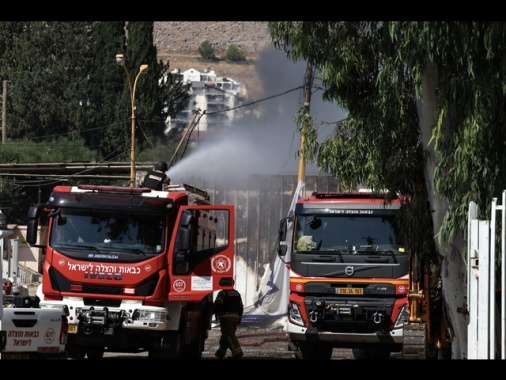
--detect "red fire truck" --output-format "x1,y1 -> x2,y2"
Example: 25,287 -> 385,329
26,183 -> 235,359
277,190 -> 409,359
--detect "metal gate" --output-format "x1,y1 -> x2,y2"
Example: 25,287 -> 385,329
467,191 -> 506,359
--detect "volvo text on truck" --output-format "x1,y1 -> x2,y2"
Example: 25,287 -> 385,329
26,183 -> 235,359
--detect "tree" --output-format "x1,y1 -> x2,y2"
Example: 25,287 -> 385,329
0,22 -> 24,81
88,21 -> 127,160
268,21 -> 506,359
198,40 -> 216,61
3,22 -> 93,142
224,44 -> 246,63
0,21 -> 189,164
124,22 -> 190,164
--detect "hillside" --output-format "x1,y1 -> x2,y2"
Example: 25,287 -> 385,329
153,22 -> 272,98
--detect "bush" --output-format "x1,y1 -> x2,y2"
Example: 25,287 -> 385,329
224,44 -> 246,63
198,40 -> 216,61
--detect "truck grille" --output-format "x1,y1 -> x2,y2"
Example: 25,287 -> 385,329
83,298 -> 121,307
82,285 -> 123,295
304,295 -> 396,332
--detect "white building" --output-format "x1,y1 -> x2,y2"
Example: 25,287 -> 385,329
166,67 -> 246,135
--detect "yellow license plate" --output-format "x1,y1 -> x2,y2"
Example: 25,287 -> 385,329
337,288 -> 363,295
68,325 -> 79,333
1,353 -> 31,360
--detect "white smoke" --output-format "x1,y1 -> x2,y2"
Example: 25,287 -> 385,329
167,45 -> 346,183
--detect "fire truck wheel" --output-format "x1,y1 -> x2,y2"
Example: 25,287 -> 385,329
149,332 -> 182,359
293,341 -> 333,360
66,339 -> 86,359
86,346 -> 105,360
352,348 -> 391,360
183,339 -> 203,359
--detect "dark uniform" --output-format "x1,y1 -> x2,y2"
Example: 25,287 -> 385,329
139,161 -> 170,190
213,288 -> 244,359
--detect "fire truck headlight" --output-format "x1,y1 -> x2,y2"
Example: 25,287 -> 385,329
288,302 -> 304,326
134,309 -> 167,323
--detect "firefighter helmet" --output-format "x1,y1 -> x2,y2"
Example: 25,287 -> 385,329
154,161 -> 168,172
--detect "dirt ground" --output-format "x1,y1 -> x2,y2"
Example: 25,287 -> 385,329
202,325 -> 361,360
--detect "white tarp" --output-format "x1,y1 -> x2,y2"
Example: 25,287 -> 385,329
241,181 -> 305,329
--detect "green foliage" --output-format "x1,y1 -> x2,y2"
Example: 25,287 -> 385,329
0,139 -> 97,163
88,21 -> 127,160
4,22 -> 94,142
121,22 -> 166,161
0,180 -> 31,224
198,40 -> 216,61
158,61 -> 191,120
137,133 -> 191,167
268,21 -> 432,265
268,21 -> 506,272
0,21 -> 190,165
294,106 -> 318,163
224,44 -> 246,63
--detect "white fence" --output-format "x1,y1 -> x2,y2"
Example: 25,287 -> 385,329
467,191 -> 506,359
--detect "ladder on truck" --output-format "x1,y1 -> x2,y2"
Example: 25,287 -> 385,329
467,191 -> 506,359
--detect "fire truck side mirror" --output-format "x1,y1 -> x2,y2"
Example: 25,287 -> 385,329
26,205 -> 42,245
277,244 -> 287,257
180,209 -> 193,227
279,218 -> 288,241
176,228 -> 191,252
277,218 -> 288,257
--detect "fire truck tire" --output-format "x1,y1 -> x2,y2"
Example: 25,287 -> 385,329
149,332 -> 182,359
293,341 -> 333,360
86,346 -> 105,360
66,340 -> 86,360
183,339 -> 203,359
149,345 -> 177,359
148,346 -> 172,359
183,303 -> 210,359
352,348 -> 391,360
183,328 -> 205,359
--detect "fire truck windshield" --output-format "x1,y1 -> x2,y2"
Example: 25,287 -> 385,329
49,210 -> 165,256
294,214 -> 405,255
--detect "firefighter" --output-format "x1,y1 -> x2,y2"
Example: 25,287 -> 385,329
139,161 -> 170,190
213,285 -> 244,359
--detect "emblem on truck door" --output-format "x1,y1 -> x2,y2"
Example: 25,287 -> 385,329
211,255 -> 231,273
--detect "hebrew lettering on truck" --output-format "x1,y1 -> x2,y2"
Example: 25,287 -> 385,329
1,271 -> 68,360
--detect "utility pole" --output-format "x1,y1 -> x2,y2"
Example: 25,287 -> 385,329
2,80 -> 6,144
168,109 -> 201,169
297,62 -> 313,183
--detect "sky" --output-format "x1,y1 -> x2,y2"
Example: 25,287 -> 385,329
167,45 -> 347,184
